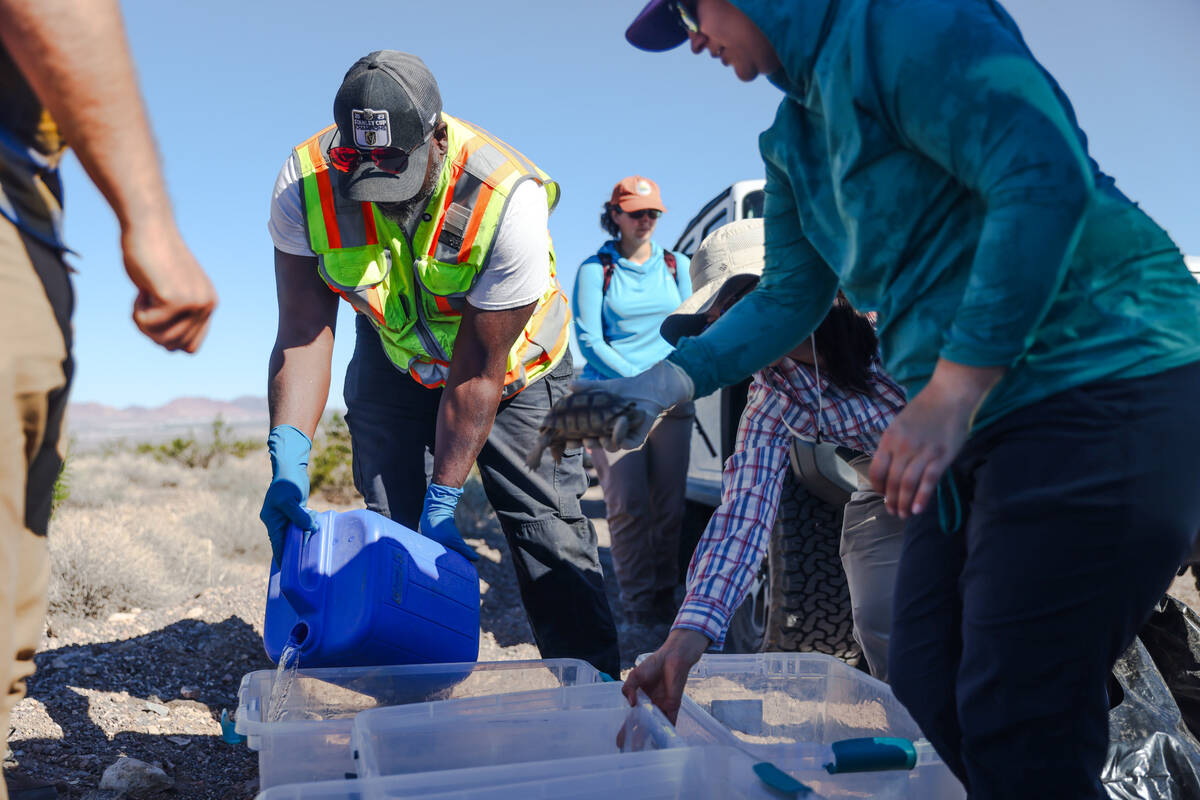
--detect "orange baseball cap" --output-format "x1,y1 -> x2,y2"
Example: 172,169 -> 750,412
610,175 -> 666,213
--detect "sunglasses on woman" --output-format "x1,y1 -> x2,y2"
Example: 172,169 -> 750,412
327,132 -> 432,175
621,209 -> 662,220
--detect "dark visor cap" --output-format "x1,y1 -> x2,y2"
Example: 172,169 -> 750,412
625,0 -> 690,52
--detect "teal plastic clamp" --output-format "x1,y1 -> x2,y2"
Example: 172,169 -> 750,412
825,737 -> 917,774
753,762 -> 818,797
220,709 -> 247,745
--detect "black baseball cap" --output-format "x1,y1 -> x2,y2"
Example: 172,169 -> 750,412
332,51 -> 442,203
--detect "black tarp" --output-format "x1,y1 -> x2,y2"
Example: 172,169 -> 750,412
1103,597 -> 1200,800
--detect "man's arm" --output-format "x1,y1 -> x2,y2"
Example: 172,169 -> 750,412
268,249 -> 339,437
0,0 -> 216,351
432,301 -> 536,487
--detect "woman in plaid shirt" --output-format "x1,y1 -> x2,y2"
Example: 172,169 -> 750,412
629,219 -> 906,717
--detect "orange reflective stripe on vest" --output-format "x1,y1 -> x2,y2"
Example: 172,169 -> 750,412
294,114 -> 566,394
304,128 -> 342,250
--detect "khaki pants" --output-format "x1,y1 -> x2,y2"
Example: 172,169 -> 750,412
589,403 -> 693,616
840,489 -> 905,682
0,216 -> 72,798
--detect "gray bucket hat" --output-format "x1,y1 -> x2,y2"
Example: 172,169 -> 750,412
660,218 -> 765,346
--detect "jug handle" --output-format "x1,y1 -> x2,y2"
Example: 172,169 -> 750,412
279,516 -> 324,615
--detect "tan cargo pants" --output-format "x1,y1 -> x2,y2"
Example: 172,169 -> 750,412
588,403 -> 693,619
0,215 -> 72,798
839,488 -> 906,682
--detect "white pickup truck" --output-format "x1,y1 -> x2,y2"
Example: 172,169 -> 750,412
671,186 -> 1200,662
672,180 -> 862,662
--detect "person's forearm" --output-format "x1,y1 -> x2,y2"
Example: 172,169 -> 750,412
922,358 -> 1006,429
433,376 -> 501,487
0,0 -> 174,231
267,334 -> 333,439
576,330 -> 640,378
669,282 -> 834,398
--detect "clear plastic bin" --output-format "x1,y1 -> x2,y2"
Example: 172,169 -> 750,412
352,682 -> 733,778
236,659 -> 602,790
678,653 -> 966,800
258,746 -> 780,800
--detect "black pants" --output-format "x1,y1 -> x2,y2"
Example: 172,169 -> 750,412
343,315 -> 620,677
888,361 -> 1200,799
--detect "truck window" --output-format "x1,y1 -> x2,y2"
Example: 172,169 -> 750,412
742,190 -> 764,220
701,209 -> 728,242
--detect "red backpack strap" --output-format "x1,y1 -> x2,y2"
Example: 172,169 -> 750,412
663,250 -> 677,284
599,252 -> 615,295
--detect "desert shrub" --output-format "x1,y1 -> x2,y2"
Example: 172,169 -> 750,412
97,437 -> 130,457
48,502 -> 208,617
136,417 -> 263,469
46,450 -> 272,620
64,451 -> 196,508
310,412 -> 356,504
45,415 -> 362,623
138,436 -> 195,464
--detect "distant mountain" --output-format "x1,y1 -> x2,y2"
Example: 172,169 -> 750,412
68,396 -> 269,444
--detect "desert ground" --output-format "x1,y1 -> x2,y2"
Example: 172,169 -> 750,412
3,426 -> 677,799
4,426 -> 1199,798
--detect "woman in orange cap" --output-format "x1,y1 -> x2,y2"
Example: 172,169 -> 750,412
571,176 -> 693,628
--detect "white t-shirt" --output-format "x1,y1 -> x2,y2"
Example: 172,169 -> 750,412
268,155 -> 550,311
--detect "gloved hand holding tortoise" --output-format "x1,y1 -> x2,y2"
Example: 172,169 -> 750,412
528,359 -> 694,467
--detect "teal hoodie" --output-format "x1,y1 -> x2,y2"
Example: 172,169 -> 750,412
668,0 -> 1200,428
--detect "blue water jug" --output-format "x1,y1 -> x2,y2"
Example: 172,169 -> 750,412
264,509 -> 480,667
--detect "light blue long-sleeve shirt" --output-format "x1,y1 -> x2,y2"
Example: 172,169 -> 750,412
573,240 -> 692,379
668,0 -> 1200,430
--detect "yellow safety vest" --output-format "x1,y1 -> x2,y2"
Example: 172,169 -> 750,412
293,113 -> 570,396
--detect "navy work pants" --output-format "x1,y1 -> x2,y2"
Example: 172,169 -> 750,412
889,361 -> 1200,799
344,314 -> 621,678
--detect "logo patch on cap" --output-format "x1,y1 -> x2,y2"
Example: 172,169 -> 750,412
352,108 -> 391,148
636,179 -> 652,196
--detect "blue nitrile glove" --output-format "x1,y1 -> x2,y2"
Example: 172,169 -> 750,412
260,424 -> 320,566
419,483 -> 479,561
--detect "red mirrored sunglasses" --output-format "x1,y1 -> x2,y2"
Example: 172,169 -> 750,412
327,133 -> 430,175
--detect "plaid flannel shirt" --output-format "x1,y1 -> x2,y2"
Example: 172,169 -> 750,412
673,355 -> 906,647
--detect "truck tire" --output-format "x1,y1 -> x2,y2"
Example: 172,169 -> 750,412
724,472 -> 861,663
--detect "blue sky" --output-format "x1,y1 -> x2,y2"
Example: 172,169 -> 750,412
61,0 -> 1200,409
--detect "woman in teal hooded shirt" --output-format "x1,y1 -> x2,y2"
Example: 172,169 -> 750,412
594,1 -> 1200,797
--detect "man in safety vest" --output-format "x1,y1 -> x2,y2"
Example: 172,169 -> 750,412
263,50 -> 619,677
